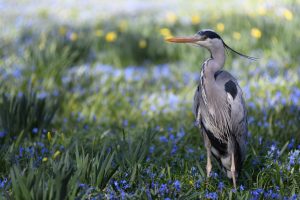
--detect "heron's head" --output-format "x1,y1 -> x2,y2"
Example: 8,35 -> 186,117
166,29 -> 257,60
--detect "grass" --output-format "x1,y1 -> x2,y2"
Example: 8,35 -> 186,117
0,1 -> 300,199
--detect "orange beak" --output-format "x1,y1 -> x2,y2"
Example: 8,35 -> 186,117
165,36 -> 201,43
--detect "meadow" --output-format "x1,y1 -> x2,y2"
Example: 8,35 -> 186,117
0,0 -> 300,199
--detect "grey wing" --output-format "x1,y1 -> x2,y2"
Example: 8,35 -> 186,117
229,84 -> 247,160
216,71 -> 247,159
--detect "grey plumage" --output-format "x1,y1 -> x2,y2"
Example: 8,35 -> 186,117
193,63 -> 247,177
166,29 -> 254,188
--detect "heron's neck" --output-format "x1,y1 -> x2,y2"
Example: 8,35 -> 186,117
204,46 -> 226,79
211,46 -> 226,68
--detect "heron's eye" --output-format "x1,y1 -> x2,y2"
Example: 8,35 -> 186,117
202,35 -> 208,40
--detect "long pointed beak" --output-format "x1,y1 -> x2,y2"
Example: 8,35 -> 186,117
165,36 -> 200,43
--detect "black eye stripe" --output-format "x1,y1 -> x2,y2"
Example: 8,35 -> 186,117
197,30 -> 221,39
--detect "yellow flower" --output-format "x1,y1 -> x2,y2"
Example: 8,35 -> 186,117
216,23 -> 225,32
70,32 -> 78,41
283,8 -> 293,21
139,39 -> 147,49
189,180 -> 194,185
42,157 -> 48,162
95,29 -> 103,37
53,151 -> 61,159
159,28 -> 172,38
118,20 -> 128,32
258,6 -> 266,16
233,32 -> 241,40
166,12 -> 177,24
59,26 -> 66,35
191,14 -> 201,25
47,132 -> 52,142
105,32 -> 117,42
251,28 -> 262,39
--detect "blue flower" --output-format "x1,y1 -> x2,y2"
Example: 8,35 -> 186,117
169,134 -> 175,141
252,158 -> 260,166
32,127 -> 39,134
191,166 -> 197,175
194,180 -> 201,189
171,145 -> 177,155
83,124 -> 89,130
149,146 -> 155,154
60,145 -> 65,151
288,139 -> 295,150
0,178 -> 8,189
173,180 -> 181,191
218,181 -> 224,191
289,154 -> 296,165
210,172 -> 218,179
0,131 -> 6,138
150,105 -> 157,111
155,126 -> 161,131
240,185 -> 245,191
12,68 -> 22,79
251,188 -> 264,199
177,128 -> 185,138
151,181 -> 158,189
167,127 -> 173,132
290,194 -> 298,200
123,67 -> 135,81
159,184 -> 168,195
288,150 -> 299,166
122,120 -> 128,127
114,181 -> 120,190
78,183 -> 87,188
290,87 -> 300,104
36,142 -> 45,147
258,136 -> 263,145
168,93 -> 179,109
264,189 -> 280,199
187,148 -> 194,153
205,192 -> 218,200
159,136 -> 168,143
199,154 -> 204,161
120,180 -> 130,190
19,147 -> 24,157
145,168 -> 156,179
120,191 -> 126,199
37,91 -> 48,99
268,144 -> 280,159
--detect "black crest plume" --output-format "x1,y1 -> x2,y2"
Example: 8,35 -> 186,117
223,42 -> 258,61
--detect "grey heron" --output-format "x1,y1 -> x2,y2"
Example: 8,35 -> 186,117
166,29 -> 256,189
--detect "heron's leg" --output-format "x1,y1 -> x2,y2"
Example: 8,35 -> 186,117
202,131 -> 212,177
206,148 -> 212,177
231,152 -> 237,189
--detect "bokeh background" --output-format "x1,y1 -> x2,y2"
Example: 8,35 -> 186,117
0,0 -> 300,199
